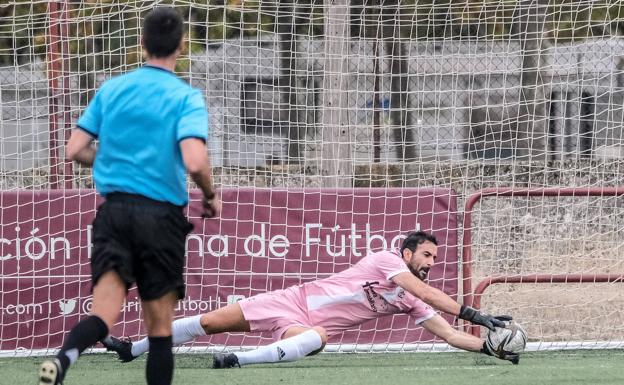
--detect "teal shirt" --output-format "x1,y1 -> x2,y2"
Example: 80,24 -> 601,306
77,65 -> 208,206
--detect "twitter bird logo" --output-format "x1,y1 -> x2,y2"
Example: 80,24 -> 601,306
58,299 -> 77,315
227,295 -> 245,305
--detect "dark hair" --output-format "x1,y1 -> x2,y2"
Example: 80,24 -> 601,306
142,7 -> 184,58
400,231 -> 438,254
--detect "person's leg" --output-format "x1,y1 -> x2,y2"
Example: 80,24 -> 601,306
200,302 -> 252,333
125,302 -> 250,358
141,291 -> 178,385
230,326 -> 327,367
39,271 -> 126,385
128,199 -> 192,384
91,271 -> 130,328
281,326 -> 328,356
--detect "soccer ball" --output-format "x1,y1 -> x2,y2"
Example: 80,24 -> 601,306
485,321 -> 527,354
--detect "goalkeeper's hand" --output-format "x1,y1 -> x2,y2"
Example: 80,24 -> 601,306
459,305 -> 512,331
480,341 -> 520,365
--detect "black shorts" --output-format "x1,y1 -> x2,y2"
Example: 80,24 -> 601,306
91,192 -> 193,301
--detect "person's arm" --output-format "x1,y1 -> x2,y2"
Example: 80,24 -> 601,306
180,138 -> 220,218
421,314 -> 519,364
66,129 -> 97,166
421,314 -> 482,351
392,271 -> 508,331
392,272 -> 461,315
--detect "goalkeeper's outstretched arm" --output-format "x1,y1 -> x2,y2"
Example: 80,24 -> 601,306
392,271 -> 509,331
421,314 -> 483,352
421,314 -> 519,364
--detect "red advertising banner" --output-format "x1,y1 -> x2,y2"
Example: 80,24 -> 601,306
0,188 -> 457,351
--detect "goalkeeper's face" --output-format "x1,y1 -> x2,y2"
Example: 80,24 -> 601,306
403,241 -> 437,281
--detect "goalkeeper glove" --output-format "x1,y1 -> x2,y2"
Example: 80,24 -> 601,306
481,341 -> 520,365
459,305 -> 512,331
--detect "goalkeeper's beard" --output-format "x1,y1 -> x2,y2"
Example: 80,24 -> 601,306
408,265 -> 429,281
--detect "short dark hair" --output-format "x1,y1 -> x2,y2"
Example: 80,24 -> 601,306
142,7 -> 184,58
400,231 -> 438,254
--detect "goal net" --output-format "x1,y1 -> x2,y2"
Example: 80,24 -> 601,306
1,0 -> 624,356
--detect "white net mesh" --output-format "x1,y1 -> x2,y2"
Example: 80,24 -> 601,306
2,1 -> 624,355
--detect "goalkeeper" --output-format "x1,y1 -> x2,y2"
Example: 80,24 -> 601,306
105,231 -> 518,368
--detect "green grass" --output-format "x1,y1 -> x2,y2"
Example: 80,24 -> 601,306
4,350 -> 624,385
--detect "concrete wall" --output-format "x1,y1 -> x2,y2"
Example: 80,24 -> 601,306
3,38 -> 624,171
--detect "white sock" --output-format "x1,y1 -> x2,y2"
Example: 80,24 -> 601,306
235,329 -> 323,366
171,315 -> 206,345
131,337 -> 149,358
64,348 -> 79,365
131,315 -> 205,357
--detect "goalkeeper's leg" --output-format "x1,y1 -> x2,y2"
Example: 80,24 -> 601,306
110,303 -> 251,360
109,303 -> 327,367
225,326 -> 327,367
120,314 -> 207,359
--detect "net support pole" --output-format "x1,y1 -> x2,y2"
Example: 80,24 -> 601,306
515,0 -> 549,161
321,0 -> 352,187
47,0 -> 73,189
60,0 -> 73,189
47,1 -> 61,189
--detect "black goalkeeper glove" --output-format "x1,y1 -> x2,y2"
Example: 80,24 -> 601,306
459,305 -> 513,331
481,341 -> 520,365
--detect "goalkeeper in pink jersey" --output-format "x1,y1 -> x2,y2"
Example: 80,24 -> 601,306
103,231 -> 519,367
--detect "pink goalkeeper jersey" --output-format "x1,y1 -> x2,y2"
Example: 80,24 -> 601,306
301,249 -> 436,334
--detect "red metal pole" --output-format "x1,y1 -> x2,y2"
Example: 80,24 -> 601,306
461,192 -> 481,307
462,187 -> 624,334
469,273 -> 624,337
60,0 -> 73,189
47,1 -> 61,189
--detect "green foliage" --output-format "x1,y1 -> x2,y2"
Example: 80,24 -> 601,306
354,0 -> 624,41
0,2 -> 48,66
2,0 -> 624,69
547,1 -> 624,42
0,0 -> 276,69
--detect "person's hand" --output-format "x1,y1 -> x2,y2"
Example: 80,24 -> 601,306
499,352 -> 520,365
201,191 -> 221,218
481,341 -> 520,365
459,305 -> 512,331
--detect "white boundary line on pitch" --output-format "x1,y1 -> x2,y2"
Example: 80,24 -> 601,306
3,341 -> 624,358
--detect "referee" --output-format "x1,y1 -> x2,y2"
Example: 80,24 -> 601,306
39,7 -> 219,385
